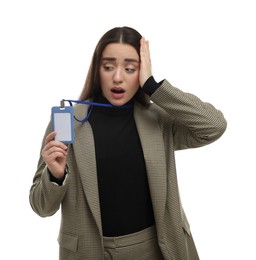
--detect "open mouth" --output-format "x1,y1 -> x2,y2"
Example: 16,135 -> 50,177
111,88 -> 125,94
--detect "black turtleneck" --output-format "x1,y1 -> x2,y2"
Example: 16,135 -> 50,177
88,96 -> 155,237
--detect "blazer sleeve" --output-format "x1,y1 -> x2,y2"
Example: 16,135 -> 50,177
150,79 -> 227,150
29,122 -> 69,217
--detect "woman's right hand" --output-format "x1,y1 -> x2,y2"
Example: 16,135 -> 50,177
42,131 -> 68,179
139,37 -> 152,87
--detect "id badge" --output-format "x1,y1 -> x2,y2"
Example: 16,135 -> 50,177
51,106 -> 75,144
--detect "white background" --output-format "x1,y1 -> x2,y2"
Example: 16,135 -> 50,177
1,0 -> 255,259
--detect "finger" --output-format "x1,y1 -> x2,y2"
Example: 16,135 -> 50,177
45,145 -> 67,157
45,132 -> 67,149
140,37 -> 146,56
42,141 -> 67,158
140,37 -> 151,64
45,151 -> 67,162
42,148 -> 67,168
45,131 -> 57,145
42,140 -> 67,159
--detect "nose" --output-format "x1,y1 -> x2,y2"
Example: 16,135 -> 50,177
113,67 -> 123,84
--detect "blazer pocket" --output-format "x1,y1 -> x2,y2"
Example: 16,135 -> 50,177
58,232 -> 78,252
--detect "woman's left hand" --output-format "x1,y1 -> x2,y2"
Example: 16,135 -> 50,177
139,37 -> 152,87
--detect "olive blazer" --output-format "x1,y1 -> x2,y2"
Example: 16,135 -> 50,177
29,80 -> 227,259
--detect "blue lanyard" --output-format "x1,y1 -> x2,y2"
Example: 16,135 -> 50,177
61,99 -> 133,122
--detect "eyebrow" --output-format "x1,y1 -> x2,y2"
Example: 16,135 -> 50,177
101,57 -> 139,63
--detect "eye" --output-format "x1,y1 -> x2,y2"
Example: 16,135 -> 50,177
103,65 -> 114,71
125,67 -> 136,73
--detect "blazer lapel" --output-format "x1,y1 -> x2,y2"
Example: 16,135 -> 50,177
134,103 -> 167,226
73,105 -> 102,235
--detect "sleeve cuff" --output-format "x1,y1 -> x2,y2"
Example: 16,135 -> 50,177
49,168 -> 68,186
142,76 -> 163,96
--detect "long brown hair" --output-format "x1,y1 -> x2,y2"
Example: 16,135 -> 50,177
79,26 -> 150,105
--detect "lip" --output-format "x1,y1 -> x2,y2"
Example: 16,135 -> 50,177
111,87 -> 125,93
110,87 -> 125,99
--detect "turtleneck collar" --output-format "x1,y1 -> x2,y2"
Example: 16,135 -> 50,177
92,95 -> 134,116
94,95 -> 134,106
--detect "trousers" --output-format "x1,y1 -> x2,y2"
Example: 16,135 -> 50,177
103,226 -> 164,260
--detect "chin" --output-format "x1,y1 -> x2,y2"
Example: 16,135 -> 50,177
111,100 -> 127,107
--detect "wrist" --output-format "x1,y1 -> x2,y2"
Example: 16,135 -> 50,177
142,76 -> 161,96
49,167 -> 68,186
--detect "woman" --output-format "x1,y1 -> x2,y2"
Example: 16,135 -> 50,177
29,26 -> 227,259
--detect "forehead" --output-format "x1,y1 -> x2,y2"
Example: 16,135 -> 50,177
102,43 -> 139,61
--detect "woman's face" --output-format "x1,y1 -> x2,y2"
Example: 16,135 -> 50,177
99,43 -> 140,106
